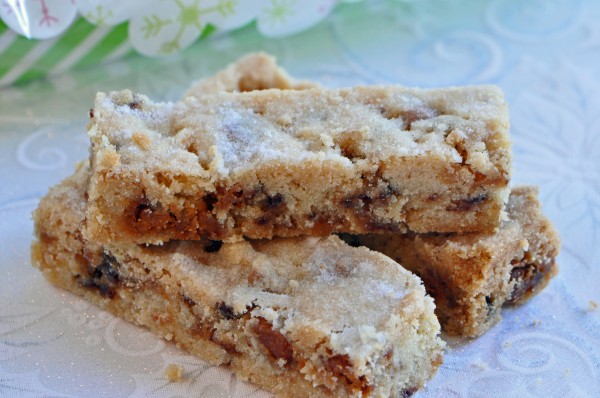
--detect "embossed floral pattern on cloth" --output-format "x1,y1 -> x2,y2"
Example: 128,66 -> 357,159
1,0 -> 600,397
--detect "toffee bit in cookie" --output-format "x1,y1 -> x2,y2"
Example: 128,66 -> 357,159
265,193 -> 285,210
401,386 -> 418,398
79,253 -> 120,299
203,240 -> 223,253
128,97 -> 143,110
202,194 -> 218,212
446,194 -> 488,212
253,317 -> 294,366
216,301 -> 236,320
182,294 -> 196,307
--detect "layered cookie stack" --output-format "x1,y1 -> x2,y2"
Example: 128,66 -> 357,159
31,54 -> 559,397
184,54 -> 560,339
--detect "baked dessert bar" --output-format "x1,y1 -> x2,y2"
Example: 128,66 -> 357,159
188,55 -> 557,338
348,186 -> 560,337
183,52 -> 318,97
32,163 -> 445,398
191,58 -> 558,337
85,85 -> 511,244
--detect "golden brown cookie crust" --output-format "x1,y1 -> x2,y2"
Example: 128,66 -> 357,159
85,84 -> 511,245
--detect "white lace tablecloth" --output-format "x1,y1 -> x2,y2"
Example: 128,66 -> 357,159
1,0 -> 599,396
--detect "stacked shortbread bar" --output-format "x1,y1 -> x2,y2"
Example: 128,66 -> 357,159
31,53 -> 559,396
33,162 -> 443,397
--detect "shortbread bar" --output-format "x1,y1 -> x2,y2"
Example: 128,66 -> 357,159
184,52 -> 318,97
86,85 -> 511,244
32,163 -> 444,398
350,186 -> 560,337
189,56 -> 557,338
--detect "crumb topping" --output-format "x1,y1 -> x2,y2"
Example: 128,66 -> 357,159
90,86 -> 509,180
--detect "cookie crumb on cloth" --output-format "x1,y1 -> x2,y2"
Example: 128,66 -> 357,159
164,364 -> 184,382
